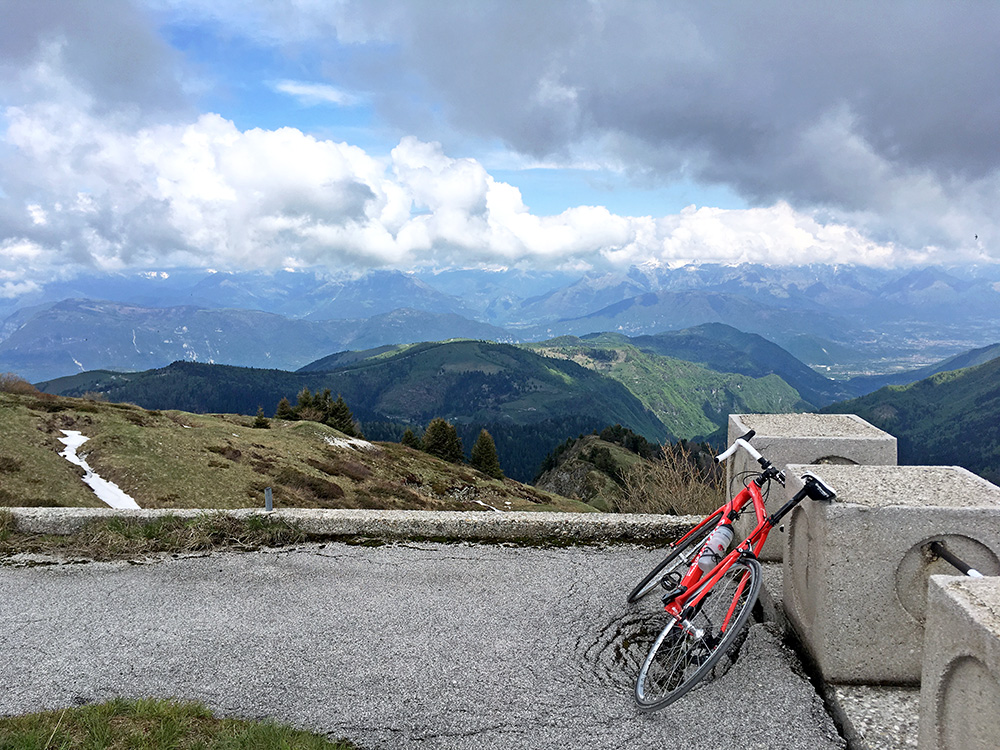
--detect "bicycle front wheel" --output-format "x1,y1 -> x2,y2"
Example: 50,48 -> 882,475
634,558 -> 762,711
627,512 -> 721,604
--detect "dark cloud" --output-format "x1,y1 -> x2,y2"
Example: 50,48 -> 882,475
0,0 -> 189,116
334,1 -> 1000,214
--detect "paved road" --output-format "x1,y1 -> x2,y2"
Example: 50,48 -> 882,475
0,542 -> 845,749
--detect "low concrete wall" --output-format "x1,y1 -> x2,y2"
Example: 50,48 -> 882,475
919,576 -> 1000,750
3,507 -> 698,545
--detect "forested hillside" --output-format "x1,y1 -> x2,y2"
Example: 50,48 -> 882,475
526,334 -> 809,439
627,323 -> 853,406
40,341 -> 668,481
822,357 -> 1000,483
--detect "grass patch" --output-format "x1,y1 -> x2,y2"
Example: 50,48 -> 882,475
0,512 -> 309,561
0,697 -> 356,749
0,391 -> 591,513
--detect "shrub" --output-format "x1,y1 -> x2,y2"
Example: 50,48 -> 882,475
0,373 -> 38,395
613,441 -> 723,516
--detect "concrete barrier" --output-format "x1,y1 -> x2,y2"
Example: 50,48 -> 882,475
919,575 -> 1000,750
727,413 -> 897,562
782,464 -> 1000,685
2,507 -> 697,545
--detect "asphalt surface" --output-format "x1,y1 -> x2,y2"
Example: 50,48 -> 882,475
0,542 -> 846,749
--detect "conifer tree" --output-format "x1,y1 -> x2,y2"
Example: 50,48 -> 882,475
253,406 -> 271,429
470,429 -> 503,479
401,428 -> 422,450
327,394 -> 359,437
423,417 -> 464,463
295,387 -> 314,410
274,397 -> 296,420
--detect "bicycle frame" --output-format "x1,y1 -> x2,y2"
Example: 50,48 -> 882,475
663,478 -> 771,627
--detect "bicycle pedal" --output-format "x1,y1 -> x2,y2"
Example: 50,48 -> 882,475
661,585 -> 687,606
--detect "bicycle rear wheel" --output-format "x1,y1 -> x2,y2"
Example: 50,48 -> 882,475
634,558 -> 762,711
626,512 -> 721,604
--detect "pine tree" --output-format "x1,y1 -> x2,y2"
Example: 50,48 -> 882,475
252,406 -> 271,429
326,395 -> 359,437
295,387 -> 314,410
423,417 -> 464,463
401,428 -> 422,450
274,397 -> 296,420
470,429 -> 503,479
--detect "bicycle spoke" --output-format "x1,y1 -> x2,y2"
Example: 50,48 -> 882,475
634,559 -> 762,710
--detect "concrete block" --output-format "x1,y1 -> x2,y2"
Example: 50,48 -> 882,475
728,413 -> 897,562
919,576 -> 1000,750
782,464 -> 1000,685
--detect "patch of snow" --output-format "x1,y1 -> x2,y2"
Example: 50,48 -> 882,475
323,435 -> 377,451
470,499 -> 502,513
57,430 -> 141,509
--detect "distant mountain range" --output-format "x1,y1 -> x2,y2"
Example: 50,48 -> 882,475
4,263 -> 1000,384
0,299 -> 509,382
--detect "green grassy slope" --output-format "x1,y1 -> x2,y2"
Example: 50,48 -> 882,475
0,391 -> 591,511
39,340 -> 668,482
527,336 -> 809,439
628,322 -> 851,406
822,357 -> 1000,483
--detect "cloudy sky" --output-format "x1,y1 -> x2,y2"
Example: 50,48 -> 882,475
2,0 -> 999,296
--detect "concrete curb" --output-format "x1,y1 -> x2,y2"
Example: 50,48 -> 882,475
4,508 -> 699,544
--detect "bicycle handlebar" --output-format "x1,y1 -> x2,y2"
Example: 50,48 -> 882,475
715,429 -> 762,465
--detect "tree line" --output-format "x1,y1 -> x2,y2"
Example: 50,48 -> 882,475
274,388 -> 503,480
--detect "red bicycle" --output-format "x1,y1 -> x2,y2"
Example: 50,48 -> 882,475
628,429 -> 836,710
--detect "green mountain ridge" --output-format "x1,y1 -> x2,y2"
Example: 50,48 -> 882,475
822,356 -> 1000,484
625,322 -> 853,406
40,341 -> 668,482
526,335 -> 810,439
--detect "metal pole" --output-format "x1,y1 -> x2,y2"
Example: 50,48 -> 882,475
928,540 -> 985,578
265,486 -> 273,511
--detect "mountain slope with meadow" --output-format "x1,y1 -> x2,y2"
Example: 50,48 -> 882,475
526,333 -> 810,439
822,356 -> 1000,484
0,388 -> 588,512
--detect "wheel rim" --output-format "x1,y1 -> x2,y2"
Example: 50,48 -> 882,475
628,516 -> 720,603
635,560 -> 760,709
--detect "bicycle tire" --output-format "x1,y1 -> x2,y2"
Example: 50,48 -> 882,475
626,512 -> 721,604
634,558 -> 762,711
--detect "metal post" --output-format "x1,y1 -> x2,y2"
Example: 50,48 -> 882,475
265,486 -> 273,511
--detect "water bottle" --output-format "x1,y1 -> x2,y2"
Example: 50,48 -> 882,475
697,524 -> 734,572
